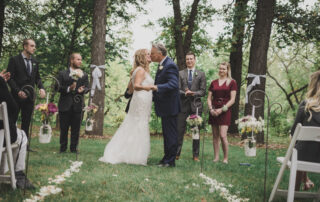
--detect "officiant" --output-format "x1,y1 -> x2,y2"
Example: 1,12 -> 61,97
176,52 -> 206,161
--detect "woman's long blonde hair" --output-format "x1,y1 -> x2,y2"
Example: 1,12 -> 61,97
220,62 -> 233,86
130,49 -> 150,76
305,71 -> 320,121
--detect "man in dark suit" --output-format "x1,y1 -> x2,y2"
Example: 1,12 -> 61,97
57,53 -> 89,153
0,70 -> 35,189
176,52 -> 206,161
151,43 -> 180,167
7,39 -> 46,140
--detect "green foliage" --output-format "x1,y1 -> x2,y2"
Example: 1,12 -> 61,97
150,0 -> 216,59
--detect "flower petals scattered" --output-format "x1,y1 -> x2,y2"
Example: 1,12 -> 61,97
199,173 -> 249,202
24,161 -> 83,202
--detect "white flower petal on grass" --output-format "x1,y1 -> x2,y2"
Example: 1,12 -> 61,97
24,161 -> 83,202
185,185 -> 189,189
112,174 -> 118,177
199,173 -> 249,202
145,178 -> 149,181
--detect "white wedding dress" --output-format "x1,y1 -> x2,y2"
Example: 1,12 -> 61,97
99,67 -> 154,165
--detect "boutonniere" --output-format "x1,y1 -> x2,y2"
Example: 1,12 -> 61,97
194,71 -> 198,77
159,65 -> 164,70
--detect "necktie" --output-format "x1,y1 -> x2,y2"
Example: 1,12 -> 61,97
188,70 -> 192,89
25,58 -> 31,76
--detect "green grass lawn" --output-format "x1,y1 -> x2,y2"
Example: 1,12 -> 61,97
1,132 -> 319,202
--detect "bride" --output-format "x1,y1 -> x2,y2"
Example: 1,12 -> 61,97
99,49 -> 154,165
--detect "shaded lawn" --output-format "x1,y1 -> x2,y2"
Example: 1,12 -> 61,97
0,132 -> 319,202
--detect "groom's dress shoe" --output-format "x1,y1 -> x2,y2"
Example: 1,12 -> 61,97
159,163 -> 175,168
163,163 -> 175,168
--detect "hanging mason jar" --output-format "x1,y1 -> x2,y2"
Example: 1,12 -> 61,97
86,118 -> 93,131
191,126 -> 199,140
39,124 -> 52,143
244,137 -> 256,157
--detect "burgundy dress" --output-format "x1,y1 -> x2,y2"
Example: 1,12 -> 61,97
208,79 -> 237,126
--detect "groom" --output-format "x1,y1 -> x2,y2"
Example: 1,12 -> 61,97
151,43 -> 180,167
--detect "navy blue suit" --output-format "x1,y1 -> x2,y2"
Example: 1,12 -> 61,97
153,57 -> 180,165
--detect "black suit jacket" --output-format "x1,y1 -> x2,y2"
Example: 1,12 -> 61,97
0,77 -> 18,144
7,54 -> 44,101
57,69 -> 89,112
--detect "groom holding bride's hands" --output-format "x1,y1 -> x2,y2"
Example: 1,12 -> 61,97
150,43 -> 180,167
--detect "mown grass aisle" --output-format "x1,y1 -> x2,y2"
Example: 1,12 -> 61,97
1,134 -> 319,201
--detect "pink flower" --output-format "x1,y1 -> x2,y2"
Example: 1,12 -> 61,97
48,103 -> 58,114
189,114 -> 199,119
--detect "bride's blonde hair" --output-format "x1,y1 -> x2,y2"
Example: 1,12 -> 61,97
305,71 -> 320,121
130,49 -> 150,76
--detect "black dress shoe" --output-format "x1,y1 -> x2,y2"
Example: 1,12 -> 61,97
162,163 -> 175,168
15,171 -> 35,189
70,150 -> 79,154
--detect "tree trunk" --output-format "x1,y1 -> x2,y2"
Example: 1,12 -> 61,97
244,0 -> 276,143
0,0 -> 5,58
66,0 -> 82,65
87,0 -> 106,135
172,0 -> 201,70
228,0 -> 249,134
172,0 -> 185,70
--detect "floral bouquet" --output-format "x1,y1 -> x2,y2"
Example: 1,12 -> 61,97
236,115 -> 264,156
235,115 -> 264,137
35,102 -> 58,143
83,103 -> 98,130
186,114 -> 203,127
69,69 -> 83,81
35,103 -> 58,125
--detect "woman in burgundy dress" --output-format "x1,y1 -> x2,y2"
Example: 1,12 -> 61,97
207,62 -> 237,164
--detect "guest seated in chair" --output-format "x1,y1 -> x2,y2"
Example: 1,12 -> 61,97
291,71 -> 320,191
0,70 -> 35,189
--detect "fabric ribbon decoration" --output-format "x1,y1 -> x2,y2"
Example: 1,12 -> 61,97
90,64 -> 106,97
245,73 -> 266,103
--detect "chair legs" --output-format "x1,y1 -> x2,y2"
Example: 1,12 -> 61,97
6,147 -> 16,189
287,149 -> 298,202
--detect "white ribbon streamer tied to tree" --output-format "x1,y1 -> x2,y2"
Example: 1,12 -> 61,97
90,64 -> 106,97
245,73 -> 266,103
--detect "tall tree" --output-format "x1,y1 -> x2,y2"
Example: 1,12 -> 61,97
245,0 -> 276,143
228,0 -> 249,134
87,0 -> 107,136
171,0 -> 201,70
0,0 -> 5,58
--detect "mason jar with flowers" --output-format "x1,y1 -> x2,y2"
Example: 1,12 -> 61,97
235,115 -> 264,157
83,103 -> 98,131
35,102 -> 58,143
186,114 -> 203,140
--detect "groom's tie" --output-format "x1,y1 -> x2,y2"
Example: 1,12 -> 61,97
188,69 -> 192,89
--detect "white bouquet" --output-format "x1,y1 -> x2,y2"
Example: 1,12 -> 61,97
186,114 -> 203,127
235,115 -> 264,135
69,69 -> 83,80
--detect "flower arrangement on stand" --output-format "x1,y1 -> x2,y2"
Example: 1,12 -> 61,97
83,103 -> 98,131
186,114 -> 203,140
35,102 -> 58,143
235,115 -> 264,157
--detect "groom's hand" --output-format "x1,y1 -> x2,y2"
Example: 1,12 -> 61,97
151,85 -> 158,91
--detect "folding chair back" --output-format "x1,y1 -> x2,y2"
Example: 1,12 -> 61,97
0,102 -> 17,189
269,123 -> 320,202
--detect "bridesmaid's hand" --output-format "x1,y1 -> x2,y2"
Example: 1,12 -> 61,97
215,108 -> 222,115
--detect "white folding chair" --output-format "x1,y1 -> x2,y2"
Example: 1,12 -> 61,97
0,102 -> 18,189
269,123 -> 320,202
